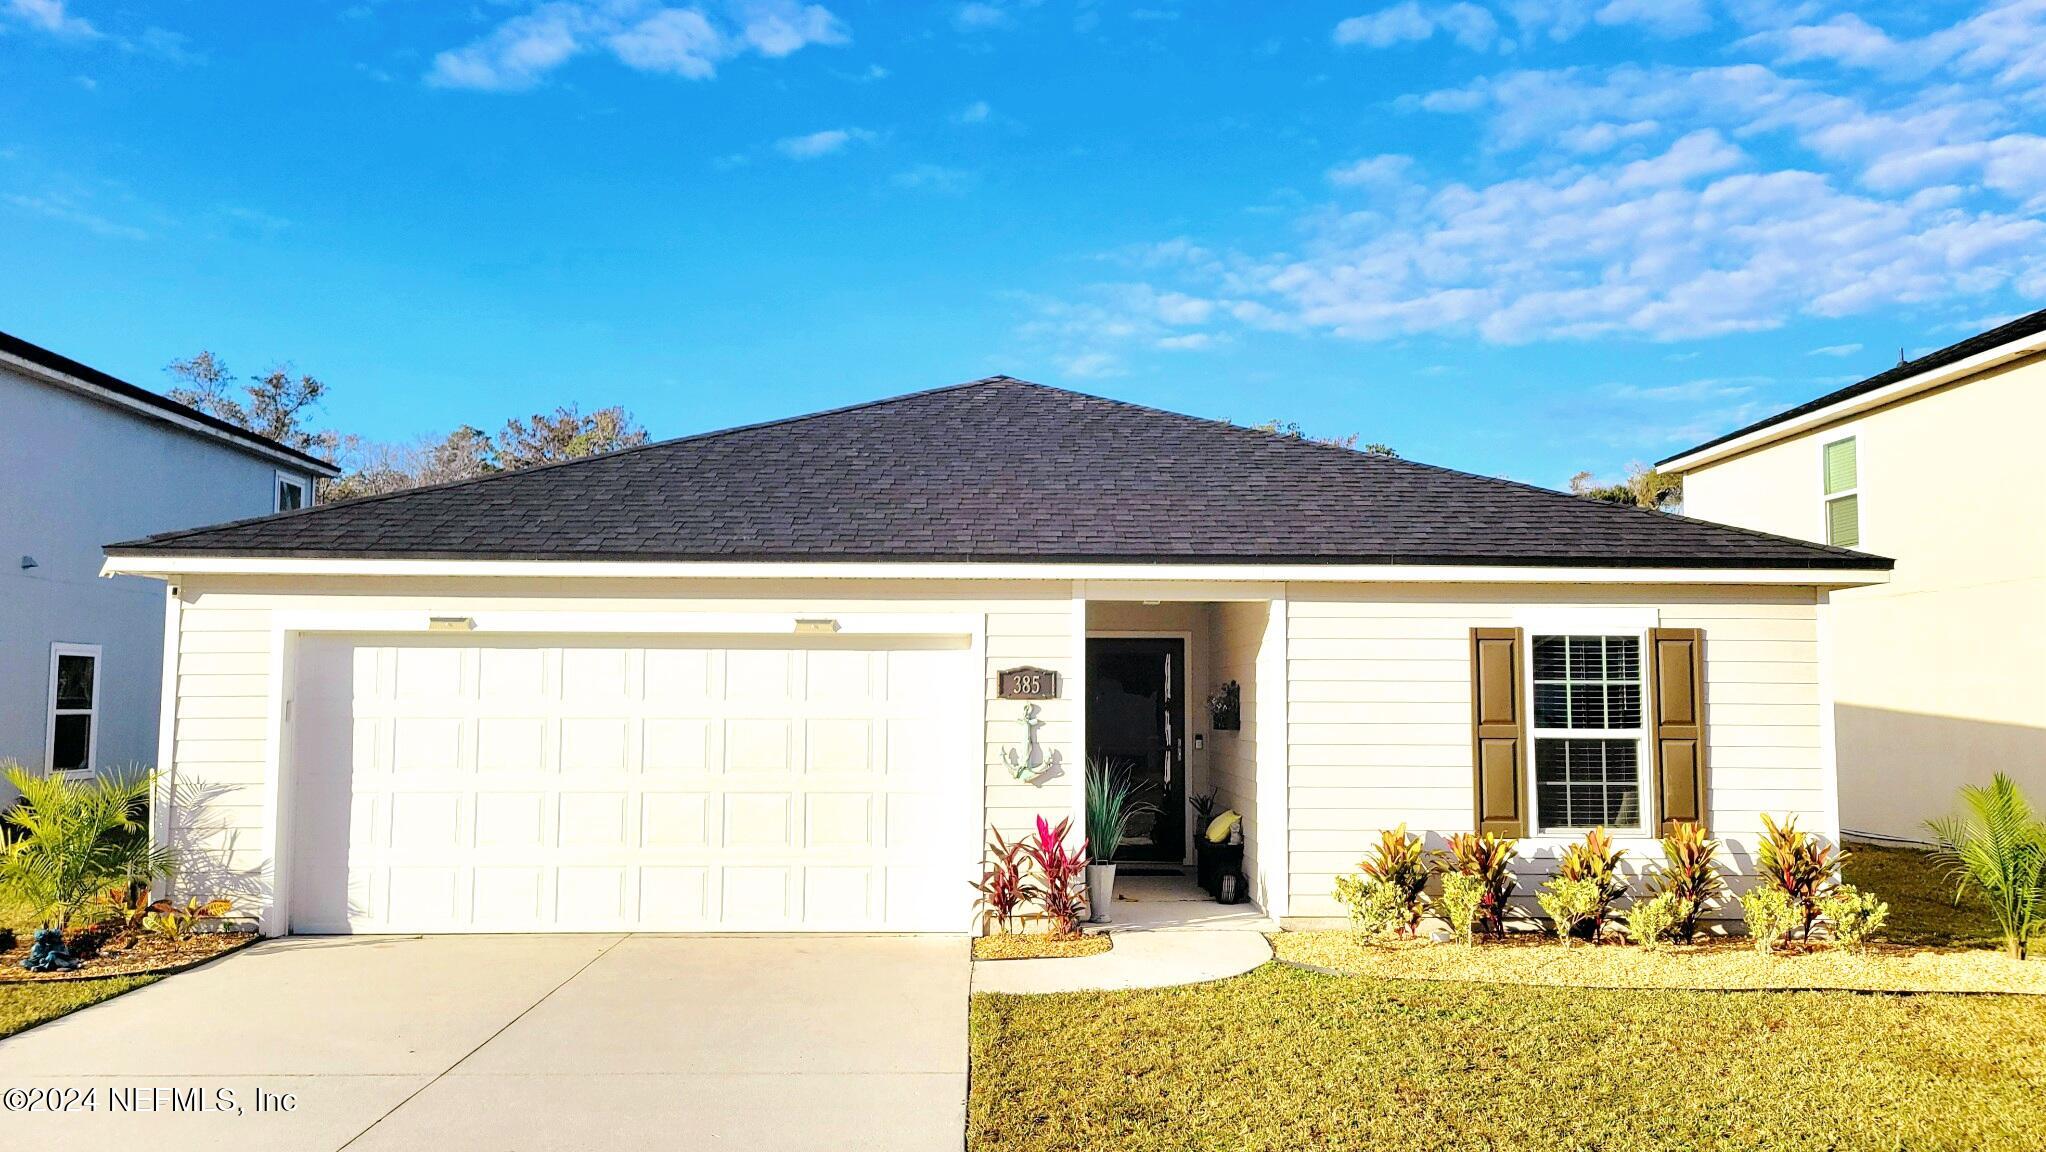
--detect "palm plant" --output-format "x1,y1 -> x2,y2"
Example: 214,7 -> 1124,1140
1927,774 -> 2046,960
0,764 -> 175,931
1084,758 -> 1157,861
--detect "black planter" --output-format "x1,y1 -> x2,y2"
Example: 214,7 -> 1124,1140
1194,837 -> 1244,898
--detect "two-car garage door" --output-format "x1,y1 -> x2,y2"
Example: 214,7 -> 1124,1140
286,634 -> 977,934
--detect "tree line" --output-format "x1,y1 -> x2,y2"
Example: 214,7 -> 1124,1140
164,352 -> 649,502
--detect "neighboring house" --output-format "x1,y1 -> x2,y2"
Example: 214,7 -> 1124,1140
1663,309 -> 2046,843
101,379 -> 1887,934
0,331 -> 338,802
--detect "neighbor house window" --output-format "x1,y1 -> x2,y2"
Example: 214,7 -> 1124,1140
46,644 -> 101,777
1530,634 -> 1645,832
276,473 -> 308,512
1822,437 -> 1858,547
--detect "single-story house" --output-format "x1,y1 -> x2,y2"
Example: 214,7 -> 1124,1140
102,378 -> 1890,935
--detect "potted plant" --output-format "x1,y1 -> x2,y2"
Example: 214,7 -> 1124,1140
1084,758 -> 1156,924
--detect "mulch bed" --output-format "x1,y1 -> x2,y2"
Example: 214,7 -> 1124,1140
0,928 -> 258,983
974,934 -> 1114,961
1272,929 -> 2046,995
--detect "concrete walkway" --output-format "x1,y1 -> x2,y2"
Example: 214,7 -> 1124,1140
971,928 -> 1272,994
0,934 -> 967,1152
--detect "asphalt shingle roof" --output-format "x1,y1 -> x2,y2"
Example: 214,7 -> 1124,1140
108,378 -> 1889,569
1660,305 -> 2046,466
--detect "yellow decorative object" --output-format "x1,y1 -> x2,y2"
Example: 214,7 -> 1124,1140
1205,810 -> 1241,843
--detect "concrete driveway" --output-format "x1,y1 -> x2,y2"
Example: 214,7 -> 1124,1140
0,934 -> 968,1151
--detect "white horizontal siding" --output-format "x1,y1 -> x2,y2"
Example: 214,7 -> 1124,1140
160,577 -> 1080,922
1285,583 -> 1828,920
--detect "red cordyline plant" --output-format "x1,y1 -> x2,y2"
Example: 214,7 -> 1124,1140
1646,821 -> 1724,943
1757,813 -> 1844,942
1554,828 -> 1629,942
1438,832 -> 1520,939
971,829 -> 1039,935
1024,815 -> 1090,937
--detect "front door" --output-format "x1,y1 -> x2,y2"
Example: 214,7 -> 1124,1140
1085,637 -> 1186,863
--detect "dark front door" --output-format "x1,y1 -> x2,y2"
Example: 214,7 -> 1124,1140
1086,637 -> 1186,863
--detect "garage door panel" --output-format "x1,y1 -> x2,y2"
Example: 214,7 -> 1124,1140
291,636 -> 974,934
643,718 -> 710,771
640,791 -> 710,847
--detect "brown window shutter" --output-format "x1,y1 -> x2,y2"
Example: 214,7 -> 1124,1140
1649,627 -> 1708,834
1469,627 -> 1527,836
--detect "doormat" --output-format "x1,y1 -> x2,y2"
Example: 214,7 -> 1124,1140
1114,867 -> 1188,877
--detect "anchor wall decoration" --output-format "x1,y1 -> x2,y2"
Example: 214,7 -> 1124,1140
1001,703 -> 1053,782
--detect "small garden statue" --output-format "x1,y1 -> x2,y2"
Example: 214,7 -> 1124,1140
22,928 -> 80,972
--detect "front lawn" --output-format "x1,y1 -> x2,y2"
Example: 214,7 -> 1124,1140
1843,839 -> 2006,948
0,975 -> 159,1039
970,963 -> 2046,1151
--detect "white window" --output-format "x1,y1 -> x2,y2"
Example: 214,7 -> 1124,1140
45,643 -> 101,777
276,472 -> 308,512
1822,436 -> 1857,547
1529,634 -> 1647,833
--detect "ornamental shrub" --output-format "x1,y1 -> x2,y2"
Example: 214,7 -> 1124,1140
1437,832 -> 1519,939
1536,877 -> 1605,945
1437,874 -> 1485,945
1823,885 -> 1889,951
1333,875 -> 1410,937
1740,885 -> 1797,954
1644,822 -> 1724,944
1623,891 -> 1684,951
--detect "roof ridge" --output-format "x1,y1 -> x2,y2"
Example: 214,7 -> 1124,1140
1660,303 -> 2046,465
110,375 -> 1023,549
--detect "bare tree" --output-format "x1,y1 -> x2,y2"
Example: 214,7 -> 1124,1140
166,352 -> 337,458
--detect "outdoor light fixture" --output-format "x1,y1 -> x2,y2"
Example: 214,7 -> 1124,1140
19,555 -> 36,570
794,618 -> 841,634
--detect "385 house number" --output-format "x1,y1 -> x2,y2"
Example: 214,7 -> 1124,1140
997,666 -> 1060,700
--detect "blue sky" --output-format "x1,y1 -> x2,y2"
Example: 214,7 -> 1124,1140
4,1 -> 2042,487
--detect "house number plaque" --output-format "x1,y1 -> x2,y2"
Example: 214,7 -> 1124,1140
997,666 -> 1060,700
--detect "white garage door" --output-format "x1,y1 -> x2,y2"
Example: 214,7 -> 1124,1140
287,635 -> 977,934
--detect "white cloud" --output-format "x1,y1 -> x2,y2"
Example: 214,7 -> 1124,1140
427,1 -> 848,91
954,2 -> 1010,31
1335,2 -> 1498,51
606,8 -> 726,78
7,0 -> 98,38
775,127 -> 870,158
1057,351 -> 1122,378
1595,0 -> 1710,38
954,100 -> 991,124
892,163 -> 973,193
1327,153 -> 1415,188
1808,343 -> 1862,356
5,192 -> 145,240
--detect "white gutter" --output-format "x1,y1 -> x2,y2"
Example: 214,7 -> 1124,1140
2,349 -> 342,477
99,555 -> 1890,588
1661,328 -> 2046,473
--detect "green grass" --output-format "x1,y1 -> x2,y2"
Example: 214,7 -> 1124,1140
0,892 -> 157,1039
1845,839 -> 2007,948
0,976 -> 160,1039
970,964 -> 2046,1151
971,842 -> 2046,1150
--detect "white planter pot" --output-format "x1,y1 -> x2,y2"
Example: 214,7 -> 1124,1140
1087,863 -> 1117,923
